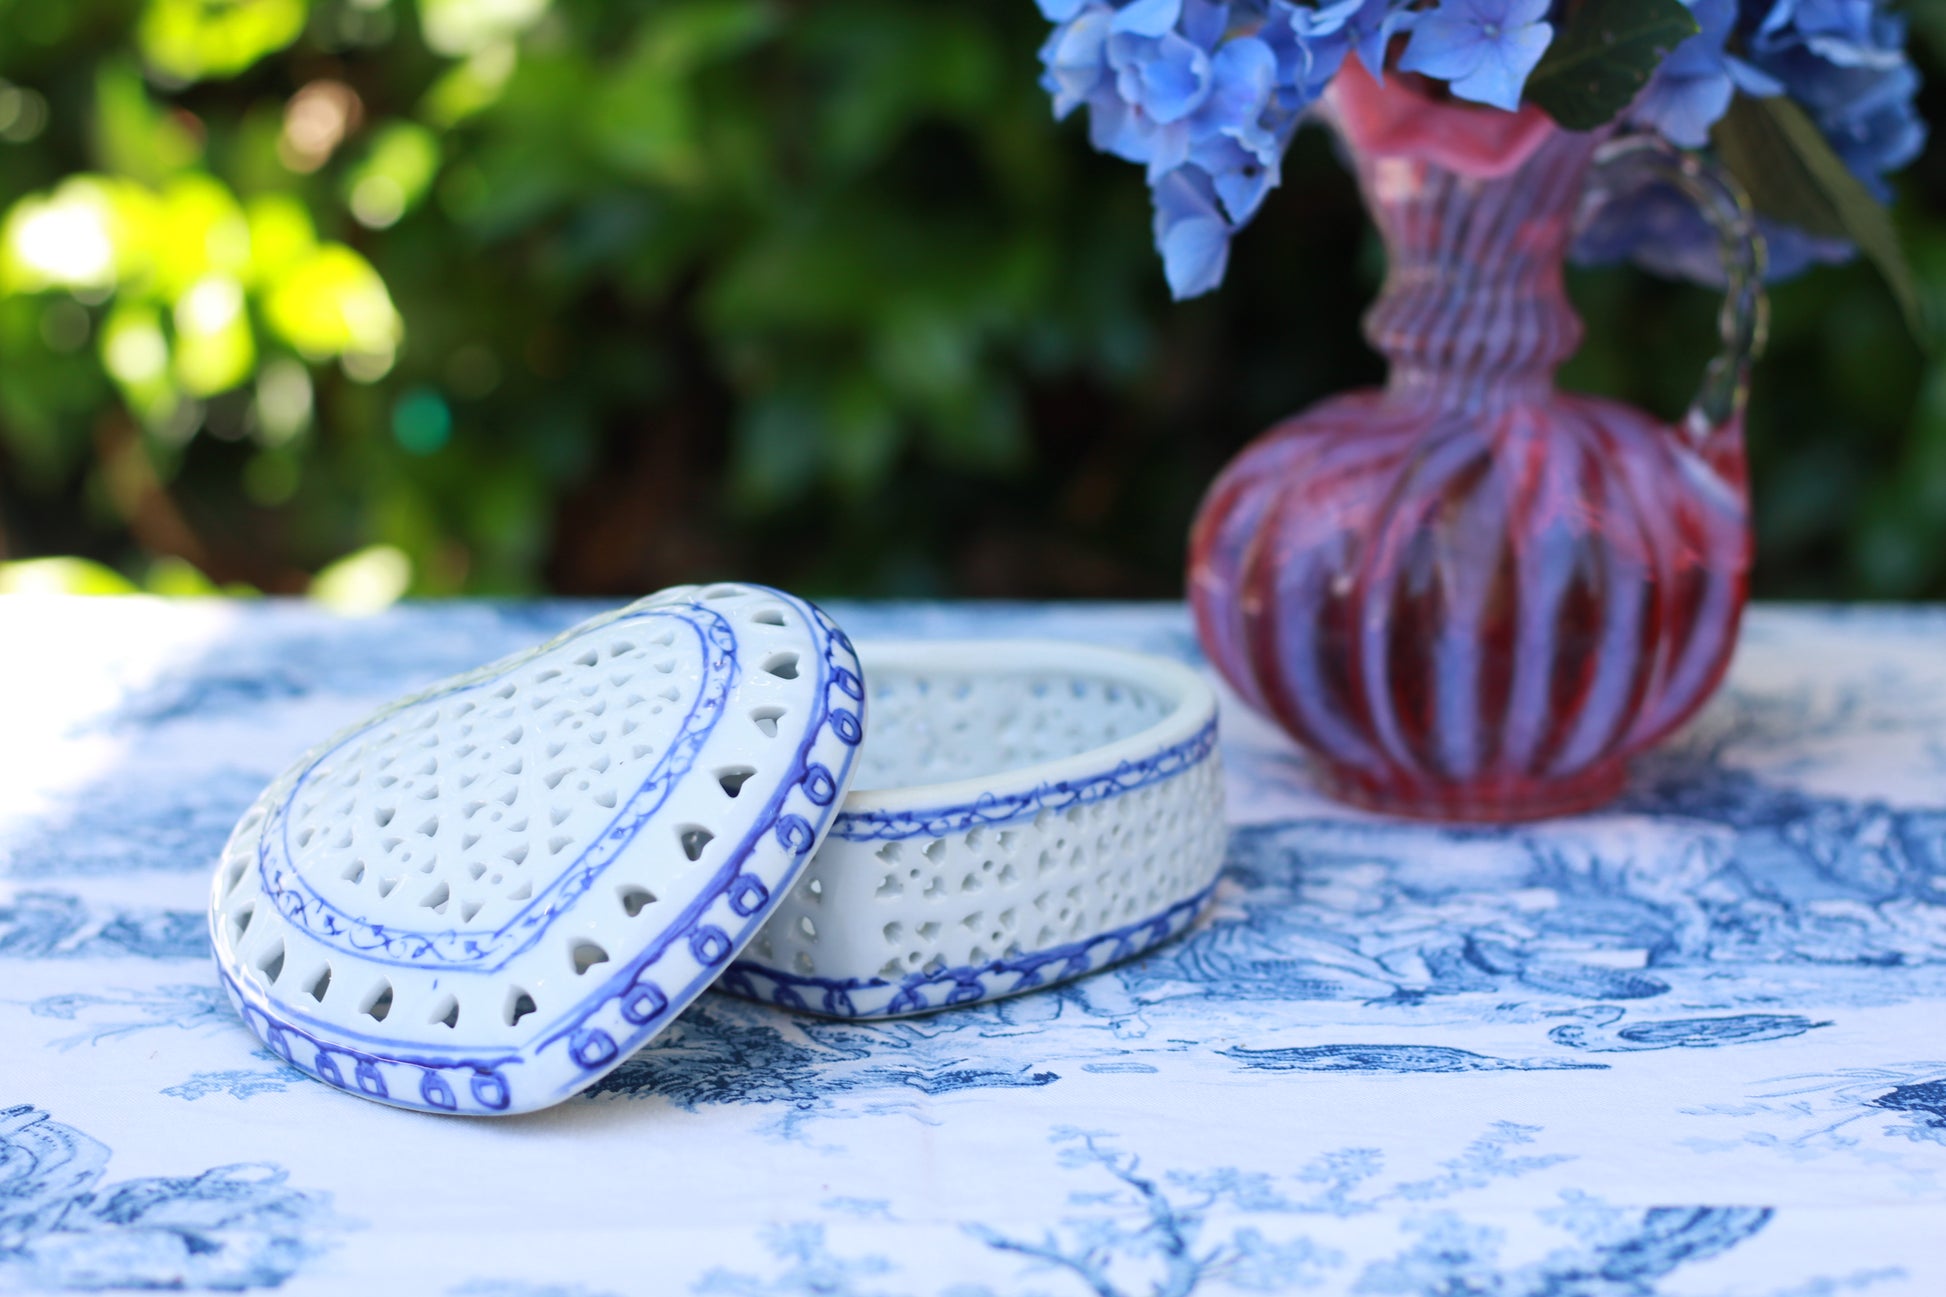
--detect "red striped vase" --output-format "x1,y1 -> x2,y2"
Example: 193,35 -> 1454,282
1188,64 -> 1764,822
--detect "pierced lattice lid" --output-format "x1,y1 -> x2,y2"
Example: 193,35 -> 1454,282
209,583 -> 865,1115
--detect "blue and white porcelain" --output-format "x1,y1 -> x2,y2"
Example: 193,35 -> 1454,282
208,583 -> 866,1116
722,641 -> 1225,1018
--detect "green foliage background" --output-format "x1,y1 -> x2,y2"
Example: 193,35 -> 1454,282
1,0 -> 1942,601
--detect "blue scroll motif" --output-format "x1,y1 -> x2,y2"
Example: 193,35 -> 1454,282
1549,1012 -> 1830,1052
162,1067 -> 311,1101
826,718 -> 1219,843
1118,791 -> 1946,1015
30,983 -> 233,1047
716,883 -> 1217,1019
0,1105 -> 340,1290
253,604 -> 739,970
1874,1078 -> 1946,1131
1222,1044 -> 1608,1073
1683,1062 -> 1946,1154
585,1001 -> 1060,1116
693,1124 -> 1782,1297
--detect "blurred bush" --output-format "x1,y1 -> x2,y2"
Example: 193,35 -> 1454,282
0,0 -> 1941,600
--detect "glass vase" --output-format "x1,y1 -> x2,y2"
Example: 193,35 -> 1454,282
1188,63 -> 1769,822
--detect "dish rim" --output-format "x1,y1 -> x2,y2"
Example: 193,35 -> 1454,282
840,638 -> 1216,815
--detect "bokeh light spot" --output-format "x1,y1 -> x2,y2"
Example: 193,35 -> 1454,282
3,181 -> 118,290
0,83 -> 51,143
393,388 -> 453,455
420,0 -> 550,58
311,543 -> 412,615
255,358 -> 314,445
103,311 -> 169,385
0,558 -> 139,596
351,175 -> 406,228
280,80 -> 363,174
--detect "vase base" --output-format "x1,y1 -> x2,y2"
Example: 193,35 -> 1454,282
1315,760 -> 1629,824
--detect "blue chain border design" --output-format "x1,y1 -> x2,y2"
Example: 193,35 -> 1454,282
254,605 -> 738,970
828,717 -> 1219,843
716,881 -> 1218,1019
531,601 -> 864,1093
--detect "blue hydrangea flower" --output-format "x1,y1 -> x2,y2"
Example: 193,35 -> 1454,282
1040,6 -> 1115,117
1152,167 -> 1236,296
1040,0 -> 1334,297
1750,2 -> 1926,200
1630,0 -> 1781,149
1397,0 -> 1554,112
1577,0 -> 1926,283
1340,0 -> 1421,82
1257,0 -> 1355,105
1035,0 -> 1924,298
1758,0 -> 1908,71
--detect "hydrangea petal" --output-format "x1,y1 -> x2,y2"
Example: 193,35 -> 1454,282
1202,37 -> 1277,133
1040,9 -> 1114,118
1113,0 -> 1182,39
1446,19 -> 1552,112
1160,213 -> 1231,298
1634,70 -> 1736,147
1036,0 -> 1090,21
1397,13 -> 1489,82
1139,31 -> 1216,124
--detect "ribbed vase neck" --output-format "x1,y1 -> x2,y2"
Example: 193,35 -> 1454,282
1349,127 -> 1599,414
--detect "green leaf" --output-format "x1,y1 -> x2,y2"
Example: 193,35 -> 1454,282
1713,94 -> 1929,346
1525,0 -> 1699,132
1712,96 -> 1844,238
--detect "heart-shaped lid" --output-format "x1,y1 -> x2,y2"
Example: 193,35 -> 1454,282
209,583 -> 865,1115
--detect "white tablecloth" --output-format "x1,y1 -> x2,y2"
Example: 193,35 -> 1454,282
1,598 -> 1943,1296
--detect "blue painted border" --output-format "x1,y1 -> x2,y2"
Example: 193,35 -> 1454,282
829,717 -> 1219,843
717,881 -> 1218,1019
220,965 -> 528,1113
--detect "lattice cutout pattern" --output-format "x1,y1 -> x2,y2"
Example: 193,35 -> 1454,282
851,669 -> 1170,792
749,755 -> 1223,981
284,624 -> 695,934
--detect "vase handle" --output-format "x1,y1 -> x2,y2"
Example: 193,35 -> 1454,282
1585,133 -> 1771,445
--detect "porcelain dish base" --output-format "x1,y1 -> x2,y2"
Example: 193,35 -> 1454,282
719,641 -> 1226,1018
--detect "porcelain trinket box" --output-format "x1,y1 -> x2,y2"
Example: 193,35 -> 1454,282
209,584 -> 1224,1114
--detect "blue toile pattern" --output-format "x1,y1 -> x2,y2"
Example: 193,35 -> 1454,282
0,600 -> 1943,1292
0,1105 -> 340,1290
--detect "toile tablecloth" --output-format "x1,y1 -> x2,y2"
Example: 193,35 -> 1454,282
1,597 -> 1943,1297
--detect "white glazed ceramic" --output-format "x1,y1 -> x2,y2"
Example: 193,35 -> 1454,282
720,640 -> 1225,1017
208,583 -> 864,1115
